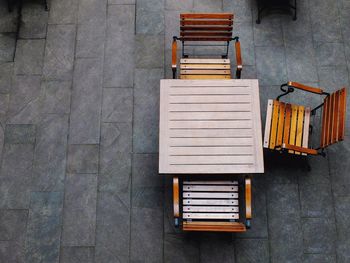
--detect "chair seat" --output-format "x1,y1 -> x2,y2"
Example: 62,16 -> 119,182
180,58 -> 231,79
183,221 -> 246,232
264,99 -> 311,155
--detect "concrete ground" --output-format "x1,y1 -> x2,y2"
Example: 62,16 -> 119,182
0,0 -> 350,262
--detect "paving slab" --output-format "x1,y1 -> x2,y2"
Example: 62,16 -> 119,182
48,0 -> 78,24
0,62 -> 13,94
19,2 -> 48,39
42,80 -> 71,114
102,88 -> 133,122
235,239 -> 269,263
76,23 -> 105,58
62,173 -> 98,246
0,210 -> 28,241
60,247 -> 95,263
14,39 -> 45,75
0,33 -> 15,62
67,144 -> 99,174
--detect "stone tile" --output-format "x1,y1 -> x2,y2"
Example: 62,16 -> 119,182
302,217 -> 336,254
0,144 -> 34,209
101,122 -> 132,155
102,88 -> 133,122
235,239 -> 269,263
0,210 -> 28,241
164,233 -> 200,263
0,241 -> 24,263
78,0 -> 107,24
193,0 -> 223,12
95,192 -> 130,262
4,124 -> 36,144
7,75 -> 42,123
136,35 -> 165,68
318,66 -> 350,91
32,115 -> 68,191
309,0 -> 342,42
130,207 -> 163,262
104,5 -> 135,87
99,153 -> 132,193
223,0 -> 252,22
298,157 -> 331,186
133,69 -> 163,153
165,10 -> 180,50
43,25 -> 76,80
0,4 -> 18,32
0,62 -> 13,93
334,196 -> 350,240
60,247 -> 94,263
299,184 -> 333,218
14,39 -> 45,75
285,37 -> 318,83
315,42 -> 347,67
67,145 -> 99,174
254,18 -> 284,47
69,58 -> 103,144
267,183 -> 300,215
0,33 -> 16,62
132,154 -> 163,209
255,46 -> 287,85
76,23 -> 105,58
48,0 -> 78,24
268,212 -> 303,263
200,234 -> 234,263
19,3 -> 48,39
25,192 -> 63,263
0,126 -> 4,162
42,80 -> 71,114
165,0 -> 193,10
62,174 -> 97,246
302,254 -> 336,263
241,65 -> 257,79
136,0 -> 164,34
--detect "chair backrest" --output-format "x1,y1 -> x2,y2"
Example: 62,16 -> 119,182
180,13 -> 234,42
321,88 -> 347,148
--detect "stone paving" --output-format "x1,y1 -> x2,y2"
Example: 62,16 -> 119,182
0,0 -> 350,262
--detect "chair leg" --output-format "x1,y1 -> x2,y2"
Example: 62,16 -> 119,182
44,0 -> 49,11
8,0 -> 13,12
293,0 -> 297,20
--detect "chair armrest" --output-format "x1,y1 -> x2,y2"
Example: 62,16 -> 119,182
282,143 -> 318,155
172,38 -> 177,79
234,38 -> 242,79
173,177 -> 180,218
245,177 -> 252,220
287,81 -> 324,94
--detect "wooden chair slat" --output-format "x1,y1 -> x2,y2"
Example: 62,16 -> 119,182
294,106 -> 305,155
283,103 -> 292,147
181,13 -> 234,19
327,93 -> 335,146
180,64 -> 230,69
183,199 -> 239,205
338,88 -> 347,140
180,69 -> 231,75
180,75 -> 231,79
183,192 -> 238,198
276,102 -> 285,148
180,37 -> 233,41
321,96 -> 329,147
288,105 -> 298,154
302,107 -> 311,156
182,221 -> 246,232
183,213 -> 239,219
183,206 -> 239,212
181,20 -> 233,26
180,32 -> 232,37
183,185 -> 238,192
183,180 -> 238,185
173,177 -> 179,217
263,100 -> 273,148
181,58 -> 230,64
332,90 -> 340,144
269,100 -> 280,149
181,26 -> 233,31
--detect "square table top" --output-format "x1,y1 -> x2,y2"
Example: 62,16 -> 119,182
159,79 -> 264,174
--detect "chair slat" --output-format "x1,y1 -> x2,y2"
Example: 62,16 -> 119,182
181,13 -> 234,19
181,58 -> 230,64
183,199 -> 239,205
181,20 -> 233,26
276,102 -> 285,148
180,75 -> 231,79
183,180 -> 238,185
183,213 -> 239,219
321,96 -> 329,147
283,104 -> 292,146
180,32 -> 232,37
180,64 -> 230,69
180,37 -> 233,41
338,88 -> 347,141
180,69 -> 230,75
183,206 -> 239,212
327,93 -> 335,146
288,105 -> 298,154
295,106 -> 305,155
263,100 -> 273,148
332,90 -> 340,144
181,26 -> 233,31
183,192 -> 238,198
183,185 -> 238,192
302,107 -> 311,156
269,100 -> 279,150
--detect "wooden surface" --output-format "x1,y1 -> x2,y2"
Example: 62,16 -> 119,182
159,79 -> 264,174
264,99 -> 312,155
180,58 -> 231,80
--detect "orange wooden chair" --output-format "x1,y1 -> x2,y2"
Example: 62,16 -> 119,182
264,81 -> 347,156
171,13 -> 242,79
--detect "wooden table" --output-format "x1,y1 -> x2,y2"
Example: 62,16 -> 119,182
159,79 -> 264,174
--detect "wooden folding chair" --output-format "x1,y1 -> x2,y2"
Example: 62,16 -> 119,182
171,13 -> 242,79
264,81 -> 347,156
173,177 -> 252,232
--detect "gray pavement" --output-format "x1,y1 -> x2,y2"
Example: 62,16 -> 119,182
0,0 -> 349,262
